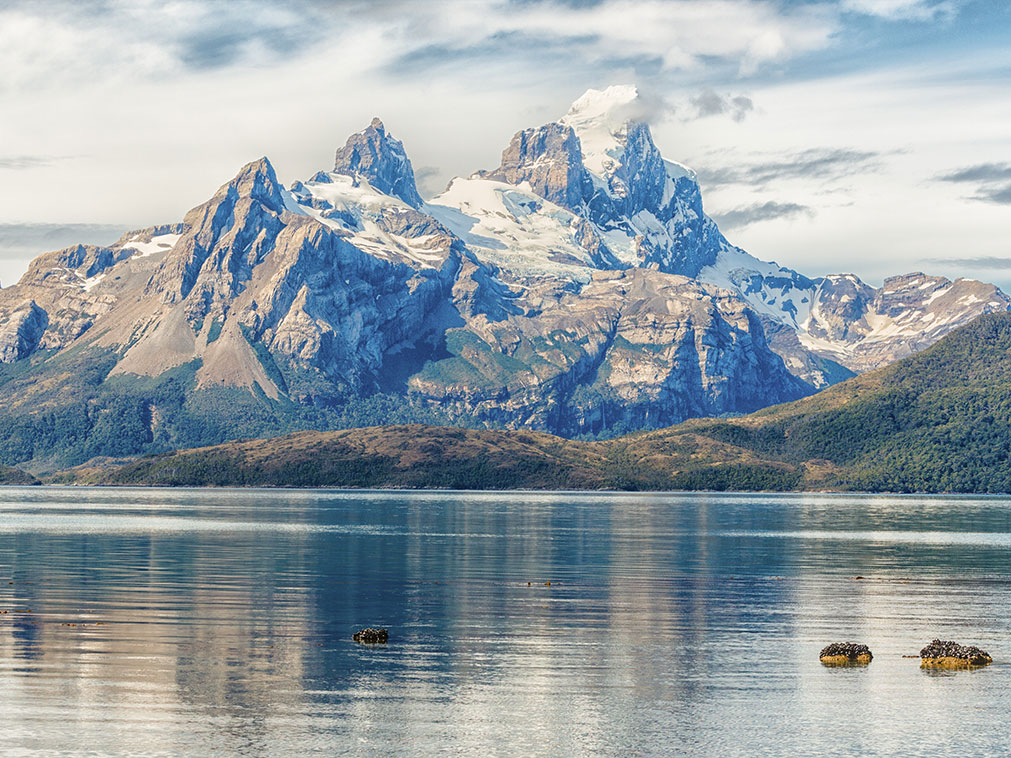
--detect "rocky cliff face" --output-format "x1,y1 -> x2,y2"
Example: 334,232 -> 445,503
0,85 -> 1005,465
478,122 -> 591,211
409,268 -> 808,435
332,117 -> 424,208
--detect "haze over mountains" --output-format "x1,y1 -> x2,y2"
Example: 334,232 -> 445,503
0,86 -> 1006,469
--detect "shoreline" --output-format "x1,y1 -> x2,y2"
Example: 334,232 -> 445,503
11,481 -> 1011,497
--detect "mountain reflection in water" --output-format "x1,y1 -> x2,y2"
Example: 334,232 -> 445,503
1,488 -> 1009,756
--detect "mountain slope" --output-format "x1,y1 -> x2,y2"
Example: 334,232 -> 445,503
70,312 -> 1011,494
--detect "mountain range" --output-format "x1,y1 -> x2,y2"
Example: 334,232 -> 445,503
0,85 -> 1007,470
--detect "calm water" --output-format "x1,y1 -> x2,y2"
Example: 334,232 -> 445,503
1,488 -> 1010,756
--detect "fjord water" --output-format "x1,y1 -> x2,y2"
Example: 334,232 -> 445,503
2,489 -> 1010,756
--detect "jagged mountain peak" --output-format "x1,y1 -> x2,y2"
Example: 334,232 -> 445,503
206,156 -> 288,214
0,87 -> 1006,470
560,85 -> 695,182
475,121 -> 587,211
333,118 -> 424,208
429,84 -> 725,280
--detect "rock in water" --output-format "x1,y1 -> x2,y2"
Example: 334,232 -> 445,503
353,627 -> 389,644
819,642 -> 873,665
919,639 -> 991,668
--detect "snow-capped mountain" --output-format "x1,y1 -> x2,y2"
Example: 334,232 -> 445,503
0,85 -> 1005,465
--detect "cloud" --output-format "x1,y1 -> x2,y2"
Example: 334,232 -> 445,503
687,89 -> 754,122
937,162 -> 1011,204
840,0 -> 959,21
619,88 -> 677,123
939,162 -> 1011,183
696,148 -> 882,189
711,201 -> 813,229
0,0 -> 840,96
175,23 -> 308,70
413,165 -> 446,196
390,1 -> 837,78
0,1 -> 332,92
975,185 -> 1011,204
923,255 -> 1011,270
0,155 -> 56,170
0,223 -> 127,255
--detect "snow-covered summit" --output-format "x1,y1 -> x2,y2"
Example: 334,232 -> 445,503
560,85 -> 694,182
425,85 -> 726,279
561,85 -> 640,177
566,84 -> 640,122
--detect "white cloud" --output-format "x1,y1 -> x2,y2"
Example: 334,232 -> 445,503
840,0 -> 959,20
411,0 -> 836,75
673,53 -> 1011,286
0,0 -> 837,96
0,0 -> 843,230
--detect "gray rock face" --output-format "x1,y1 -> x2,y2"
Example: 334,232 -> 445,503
479,122 -> 592,211
695,252 -> 1011,387
91,159 -> 462,401
802,272 -> 1011,374
148,157 -> 288,308
333,118 -> 424,208
0,302 -> 47,363
21,243 -> 127,288
408,268 -> 811,435
597,121 -> 668,219
475,113 -> 724,278
243,217 -> 459,395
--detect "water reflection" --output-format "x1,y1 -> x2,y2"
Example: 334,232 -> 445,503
0,488 -> 1009,755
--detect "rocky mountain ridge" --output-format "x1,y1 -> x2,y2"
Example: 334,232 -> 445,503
0,85 -> 1005,467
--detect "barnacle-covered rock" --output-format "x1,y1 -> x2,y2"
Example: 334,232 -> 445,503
919,639 -> 991,668
819,642 -> 873,665
353,627 -> 389,644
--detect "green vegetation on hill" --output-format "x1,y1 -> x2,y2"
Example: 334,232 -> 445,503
70,426 -> 607,490
0,346 -> 461,471
0,466 -> 40,486
633,311 -> 1011,492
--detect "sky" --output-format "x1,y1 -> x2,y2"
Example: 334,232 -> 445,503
2,0 -> 1010,289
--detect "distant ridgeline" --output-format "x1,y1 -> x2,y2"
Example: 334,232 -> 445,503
0,86 -> 1008,471
60,312 -> 1011,494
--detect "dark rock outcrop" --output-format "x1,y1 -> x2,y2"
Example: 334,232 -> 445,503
919,639 -> 992,667
353,627 -> 389,644
819,642 -> 873,664
478,122 -> 592,211
147,156 -> 289,306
